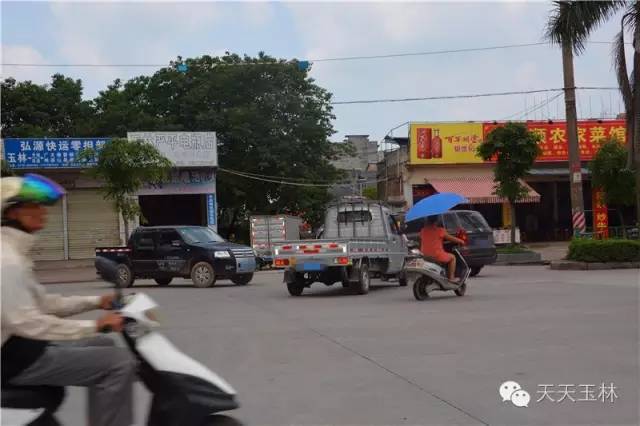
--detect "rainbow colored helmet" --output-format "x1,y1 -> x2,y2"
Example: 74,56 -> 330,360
1,174 -> 66,212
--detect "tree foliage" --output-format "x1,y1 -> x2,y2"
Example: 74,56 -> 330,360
2,53 -> 345,234
477,123 -> 541,243
78,138 -> 172,236
589,138 -> 636,207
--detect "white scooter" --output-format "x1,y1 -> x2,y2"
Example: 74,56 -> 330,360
1,258 -> 241,426
403,243 -> 471,300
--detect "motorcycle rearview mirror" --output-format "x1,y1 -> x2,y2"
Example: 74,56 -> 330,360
406,240 -> 418,249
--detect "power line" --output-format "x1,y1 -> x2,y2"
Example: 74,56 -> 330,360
1,40 -> 628,68
219,167 -> 387,187
330,87 -> 619,105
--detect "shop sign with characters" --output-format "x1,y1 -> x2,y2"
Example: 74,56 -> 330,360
2,138 -> 109,169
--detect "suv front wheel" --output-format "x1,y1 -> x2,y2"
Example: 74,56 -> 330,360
191,262 -> 216,288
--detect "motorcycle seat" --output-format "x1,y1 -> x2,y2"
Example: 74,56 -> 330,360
1,385 -> 65,411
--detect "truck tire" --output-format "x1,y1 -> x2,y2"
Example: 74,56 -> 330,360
352,262 -> 370,295
231,273 -> 253,286
287,281 -> 304,296
191,262 -> 216,288
154,277 -> 172,286
116,264 -> 134,288
398,271 -> 408,287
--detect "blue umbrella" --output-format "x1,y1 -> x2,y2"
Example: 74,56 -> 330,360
405,192 -> 468,222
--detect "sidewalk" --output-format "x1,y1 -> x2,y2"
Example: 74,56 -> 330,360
34,259 -> 98,284
525,241 -> 569,262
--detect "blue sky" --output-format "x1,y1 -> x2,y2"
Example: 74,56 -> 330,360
1,1 -> 631,142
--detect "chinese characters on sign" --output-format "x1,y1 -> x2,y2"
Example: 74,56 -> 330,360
137,169 -> 216,196
592,188 -> 609,238
206,194 -> 217,227
2,138 -> 109,169
127,132 -> 217,167
410,123 -> 484,165
482,120 -> 626,162
536,383 -> 618,403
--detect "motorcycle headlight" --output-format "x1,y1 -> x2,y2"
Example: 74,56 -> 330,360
214,250 -> 231,258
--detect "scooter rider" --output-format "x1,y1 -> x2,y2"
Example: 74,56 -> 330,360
1,174 -> 136,426
420,215 -> 465,282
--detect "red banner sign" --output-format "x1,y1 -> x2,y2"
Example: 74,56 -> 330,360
592,188 -> 609,238
483,120 -> 626,162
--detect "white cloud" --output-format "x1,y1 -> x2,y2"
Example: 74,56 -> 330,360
1,45 -> 52,84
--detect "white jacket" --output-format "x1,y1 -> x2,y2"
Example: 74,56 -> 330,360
1,226 -> 100,344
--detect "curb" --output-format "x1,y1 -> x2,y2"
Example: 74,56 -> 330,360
550,260 -> 640,270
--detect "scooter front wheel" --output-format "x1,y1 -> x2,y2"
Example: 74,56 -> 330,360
413,277 -> 431,301
454,282 -> 467,297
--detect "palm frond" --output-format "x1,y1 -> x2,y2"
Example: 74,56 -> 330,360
546,1 -> 625,54
613,24 -> 633,113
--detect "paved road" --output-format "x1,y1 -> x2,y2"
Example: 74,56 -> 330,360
49,266 -> 638,426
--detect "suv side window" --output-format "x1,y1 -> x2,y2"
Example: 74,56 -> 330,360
441,213 -> 459,234
457,211 -> 491,232
158,230 -> 181,247
134,231 -> 155,250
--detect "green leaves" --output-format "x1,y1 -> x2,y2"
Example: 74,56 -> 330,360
79,138 -> 172,221
477,122 -> 541,203
589,138 -> 636,206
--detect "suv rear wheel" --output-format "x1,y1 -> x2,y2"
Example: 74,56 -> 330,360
469,266 -> 483,277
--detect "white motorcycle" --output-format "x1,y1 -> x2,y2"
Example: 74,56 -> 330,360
404,243 -> 471,301
1,258 -> 241,426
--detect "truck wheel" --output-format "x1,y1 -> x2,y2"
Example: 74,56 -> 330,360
413,277 -> 431,301
191,262 -> 216,288
469,266 -> 483,277
154,277 -> 172,286
287,281 -> 304,296
398,271 -> 408,287
231,273 -> 253,286
116,264 -> 134,288
353,263 -> 370,295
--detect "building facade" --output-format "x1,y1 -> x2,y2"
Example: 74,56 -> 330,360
378,119 -> 631,242
2,132 -> 218,260
330,135 -> 381,199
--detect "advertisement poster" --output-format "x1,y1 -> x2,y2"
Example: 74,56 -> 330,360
409,123 -> 484,165
3,138 -> 109,169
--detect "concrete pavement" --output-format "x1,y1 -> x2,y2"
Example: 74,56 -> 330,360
46,266 -> 638,425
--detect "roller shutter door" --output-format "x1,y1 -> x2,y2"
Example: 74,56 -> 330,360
31,201 -> 65,261
67,190 -> 120,259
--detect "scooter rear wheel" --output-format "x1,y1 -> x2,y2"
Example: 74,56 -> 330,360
413,277 -> 431,301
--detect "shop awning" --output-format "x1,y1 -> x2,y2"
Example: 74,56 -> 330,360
427,178 -> 541,204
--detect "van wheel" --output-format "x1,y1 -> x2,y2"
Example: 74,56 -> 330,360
231,273 -> 253,286
353,263 -> 370,295
154,278 -> 172,286
469,266 -> 482,277
413,277 -> 431,301
191,262 -> 216,288
287,281 -> 304,296
116,264 -> 134,288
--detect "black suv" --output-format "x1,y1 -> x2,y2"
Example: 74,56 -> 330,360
96,226 -> 257,288
404,210 -> 497,276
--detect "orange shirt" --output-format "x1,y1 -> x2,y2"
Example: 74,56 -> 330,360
420,226 -> 447,259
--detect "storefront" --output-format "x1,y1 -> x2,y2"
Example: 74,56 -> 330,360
2,138 -> 121,260
2,132 -> 218,260
127,131 -> 218,232
380,119 -> 628,242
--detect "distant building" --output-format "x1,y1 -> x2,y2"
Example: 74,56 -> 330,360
330,135 -> 381,199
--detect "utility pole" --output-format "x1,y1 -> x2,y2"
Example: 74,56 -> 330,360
562,41 -> 585,235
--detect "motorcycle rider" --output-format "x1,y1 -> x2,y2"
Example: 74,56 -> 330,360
420,215 -> 465,282
1,174 -> 136,426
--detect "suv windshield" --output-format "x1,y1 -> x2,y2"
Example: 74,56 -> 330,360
178,227 -> 225,244
457,211 -> 492,232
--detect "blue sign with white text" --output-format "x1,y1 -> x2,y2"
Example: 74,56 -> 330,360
206,194 -> 217,226
2,138 -> 110,169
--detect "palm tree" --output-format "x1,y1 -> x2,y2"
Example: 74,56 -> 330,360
546,0 -> 640,226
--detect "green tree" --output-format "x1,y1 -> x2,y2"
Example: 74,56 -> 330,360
1,74 -> 94,138
589,138 -> 636,236
477,123 -> 541,245
78,138 -> 172,238
92,53 -> 343,235
545,0 -> 640,224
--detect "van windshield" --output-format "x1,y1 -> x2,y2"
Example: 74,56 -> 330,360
178,227 -> 225,244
